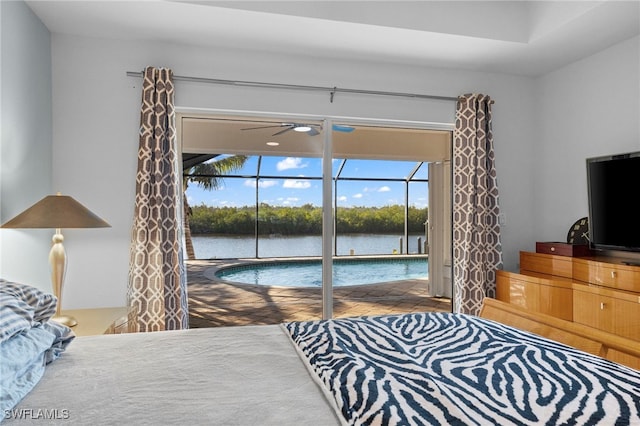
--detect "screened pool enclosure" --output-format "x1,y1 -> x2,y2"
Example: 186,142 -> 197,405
184,154 -> 431,259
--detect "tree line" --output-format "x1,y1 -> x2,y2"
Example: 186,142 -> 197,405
189,204 -> 428,235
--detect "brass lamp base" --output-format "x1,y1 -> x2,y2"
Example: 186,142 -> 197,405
0,194 -> 111,331
52,314 -> 78,327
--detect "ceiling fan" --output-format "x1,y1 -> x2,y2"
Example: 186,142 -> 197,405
241,122 -> 354,137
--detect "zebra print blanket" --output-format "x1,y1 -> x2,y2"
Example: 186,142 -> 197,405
283,312 -> 640,425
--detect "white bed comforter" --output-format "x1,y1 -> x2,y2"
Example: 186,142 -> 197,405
4,325 -> 339,425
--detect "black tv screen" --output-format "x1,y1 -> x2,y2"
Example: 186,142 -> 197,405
586,151 -> 640,252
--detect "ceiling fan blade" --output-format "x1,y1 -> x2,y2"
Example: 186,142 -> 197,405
241,125 -> 286,131
242,122 -> 345,136
272,127 -> 294,136
332,124 -> 355,133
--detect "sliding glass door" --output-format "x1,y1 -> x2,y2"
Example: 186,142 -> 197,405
179,113 -> 452,325
330,123 -> 450,319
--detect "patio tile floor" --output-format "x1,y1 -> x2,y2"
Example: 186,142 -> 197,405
186,259 -> 452,328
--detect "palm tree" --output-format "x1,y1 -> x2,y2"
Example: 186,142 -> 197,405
183,155 -> 248,259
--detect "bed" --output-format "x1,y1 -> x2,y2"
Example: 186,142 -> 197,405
2,280 -> 639,425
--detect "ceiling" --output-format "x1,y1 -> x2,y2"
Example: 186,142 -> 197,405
26,1 -> 640,77
178,115 -> 452,160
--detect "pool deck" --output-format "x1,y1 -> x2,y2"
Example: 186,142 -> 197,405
186,256 -> 452,328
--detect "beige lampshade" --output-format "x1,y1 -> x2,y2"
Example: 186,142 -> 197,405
1,194 -> 110,229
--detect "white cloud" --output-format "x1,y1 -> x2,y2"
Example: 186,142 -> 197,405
280,197 -> 301,206
283,180 -> 311,189
337,195 -> 347,202
363,185 -> 391,193
244,179 -> 278,188
277,157 -> 308,171
353,193 -> 363,199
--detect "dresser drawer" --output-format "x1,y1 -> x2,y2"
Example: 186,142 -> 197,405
520,251 -> 573,278
572,284 -> 640,341
573,258 -> 640,292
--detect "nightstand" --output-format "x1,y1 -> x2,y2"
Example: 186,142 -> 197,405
59,307 -> 135,336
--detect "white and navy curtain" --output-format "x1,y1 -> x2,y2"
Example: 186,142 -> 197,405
452,94 -> 503,315
128,67 -> 189,331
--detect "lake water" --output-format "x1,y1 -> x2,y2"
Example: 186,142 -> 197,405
192,234 -> 427,259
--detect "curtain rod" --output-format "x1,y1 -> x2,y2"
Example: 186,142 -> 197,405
126,71 -> 459,103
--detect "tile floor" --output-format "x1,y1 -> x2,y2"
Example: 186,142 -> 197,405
186,258 -> 452,328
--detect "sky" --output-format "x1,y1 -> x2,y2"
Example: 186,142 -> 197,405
185,155 -> 429,208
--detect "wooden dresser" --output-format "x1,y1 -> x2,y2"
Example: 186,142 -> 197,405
496,251 -> 640,343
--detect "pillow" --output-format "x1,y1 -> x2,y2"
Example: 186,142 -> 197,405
41,320 -> 75,365
0,279 -> 57,322
0,280 -> 74,419
0,321 -> 74,416
0,295 -> 38,344
0,279 -> 58,344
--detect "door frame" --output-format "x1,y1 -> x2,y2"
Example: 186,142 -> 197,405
177,107 -> 454,319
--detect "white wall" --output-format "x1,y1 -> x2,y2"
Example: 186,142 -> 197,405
533,35 -> 640,260
0,1 -> 53,290
6,12 -> 637,310
46,34 -> 535,308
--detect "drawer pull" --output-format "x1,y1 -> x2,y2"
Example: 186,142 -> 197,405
550,247 -> 555,252
610,271 -> 617,279
600,302 -> 606,310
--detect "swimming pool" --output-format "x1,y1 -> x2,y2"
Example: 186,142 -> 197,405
215,257 -> 428,287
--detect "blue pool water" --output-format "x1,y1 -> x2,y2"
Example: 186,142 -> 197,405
215,257 -> 428,287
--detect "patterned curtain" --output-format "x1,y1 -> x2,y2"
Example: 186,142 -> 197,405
128,67 -> 189,331
452,94 -> 503,315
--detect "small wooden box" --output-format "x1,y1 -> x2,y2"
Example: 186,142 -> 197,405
535,242 -> 592,257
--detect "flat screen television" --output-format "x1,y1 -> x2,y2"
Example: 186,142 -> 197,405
586,151 -> 640,253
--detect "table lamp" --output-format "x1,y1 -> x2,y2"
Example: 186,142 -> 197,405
1,193 -> 110,326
